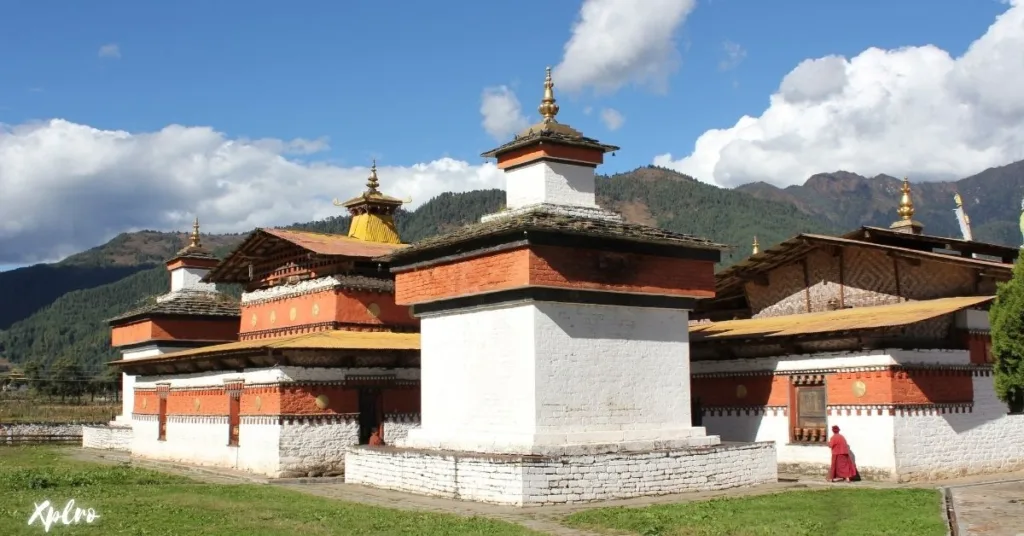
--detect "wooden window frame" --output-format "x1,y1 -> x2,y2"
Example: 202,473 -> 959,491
788,374 -> 827,445
156,384 -> 169,442
226,382 -> 243,447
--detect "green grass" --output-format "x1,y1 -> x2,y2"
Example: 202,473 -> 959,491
565,488 -> 947,536
0,447 -> 539,535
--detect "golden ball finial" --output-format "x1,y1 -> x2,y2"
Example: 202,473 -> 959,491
538,66 -> 559,123
897,176 -> 915,220
189,217 -> 201,248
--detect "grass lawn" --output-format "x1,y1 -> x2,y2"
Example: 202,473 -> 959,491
565,487 -> 947,536
0,447 -> 538,535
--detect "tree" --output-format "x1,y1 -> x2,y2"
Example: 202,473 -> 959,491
22,358 -> 48,396
989,258 -> 1024,413
49,357 -> 85,402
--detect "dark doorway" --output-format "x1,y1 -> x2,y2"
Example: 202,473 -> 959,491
691,397 -> 703,427
357,388 -> 382,444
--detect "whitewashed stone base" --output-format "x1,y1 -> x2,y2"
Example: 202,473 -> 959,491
82,424 -> 132,451
345,442 -> 777,506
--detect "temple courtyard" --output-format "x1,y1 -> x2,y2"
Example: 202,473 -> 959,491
3,446 -> 1021,535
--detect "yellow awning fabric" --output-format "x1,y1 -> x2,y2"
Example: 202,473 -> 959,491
690,295 -> 993,342
110,330 -> 419,366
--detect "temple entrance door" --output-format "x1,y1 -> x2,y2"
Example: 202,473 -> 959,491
357,388 -> 383,445
691,397 -> 703,427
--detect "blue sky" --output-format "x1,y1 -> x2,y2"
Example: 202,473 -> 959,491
1,0 -> 1021,269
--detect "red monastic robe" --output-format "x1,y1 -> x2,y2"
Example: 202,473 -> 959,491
828,432 -> 858,481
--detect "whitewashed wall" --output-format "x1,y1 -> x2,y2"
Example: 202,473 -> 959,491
132,364 -> 419,477
693,349 -> 1024,480
691,349 -> 971,376
893,375 -> 1024,480
702,409 -> 896,476
504,160 -> 598,209
406,302 -> 710,453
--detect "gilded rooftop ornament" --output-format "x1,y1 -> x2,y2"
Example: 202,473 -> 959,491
897,177 -> 915,221
189,217 -> 201,248
365,159 -> 381,196
539,66 -> 560,123
889,177 -> 924,234
752,236 -> 759,255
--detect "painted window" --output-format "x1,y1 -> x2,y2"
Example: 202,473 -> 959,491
789,374 -> 827,444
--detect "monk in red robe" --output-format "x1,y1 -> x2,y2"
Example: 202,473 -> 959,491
368,427 -> 385,446
828,425 -> 858,482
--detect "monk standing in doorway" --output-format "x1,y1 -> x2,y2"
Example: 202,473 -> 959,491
368,427 -> 385,446
828,425 -> 858,482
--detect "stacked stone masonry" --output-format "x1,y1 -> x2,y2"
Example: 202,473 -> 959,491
345,442 -> 777,506
82,425 -> 132,451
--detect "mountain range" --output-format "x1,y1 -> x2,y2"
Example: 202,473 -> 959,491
2,160 -> 1023,375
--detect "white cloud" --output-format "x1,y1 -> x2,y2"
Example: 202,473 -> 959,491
480,86 -> 529,141
98,44 -> 121,59
600,108 -> 625,131
0,119 -> 504,264
655,0 -> 1024,188
719,41 -> 747,72
554,0 -> 697,94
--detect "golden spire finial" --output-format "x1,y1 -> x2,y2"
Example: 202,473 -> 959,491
752,236 -> 760,255
954,192 -> 963,208
897,177 -> 915,221
189,217 -> 201,248
538,66 -> 560,123
365,159 -> 380,195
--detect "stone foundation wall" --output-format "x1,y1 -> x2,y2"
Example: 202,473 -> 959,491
383,414 -> 418,445
82,425 -> 131,451
892,376 -> 1024,481
0,423 -> 86,437
345,442 -> 777,506
278,418 -> 359,477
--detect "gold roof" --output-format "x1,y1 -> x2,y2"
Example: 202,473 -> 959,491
111,330 -> 420,365
691,295 -> 993,342
332,160 -> 406,244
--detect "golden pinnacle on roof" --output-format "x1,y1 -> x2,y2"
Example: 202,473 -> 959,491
897,177 -> 915,221
954,192 -> 963,208
538,66 -> 560,123
189,217 -> 201,248
365,159 -> 380,196
752,236 -> 759,255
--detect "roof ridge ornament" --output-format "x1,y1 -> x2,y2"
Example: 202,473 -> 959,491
189,217 -> 201,248
538,66 -> 560,123
897,177 -> 915,221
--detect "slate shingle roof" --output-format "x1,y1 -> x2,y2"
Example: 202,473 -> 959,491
107,290 -> 240,325
383,209 -> 724,263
